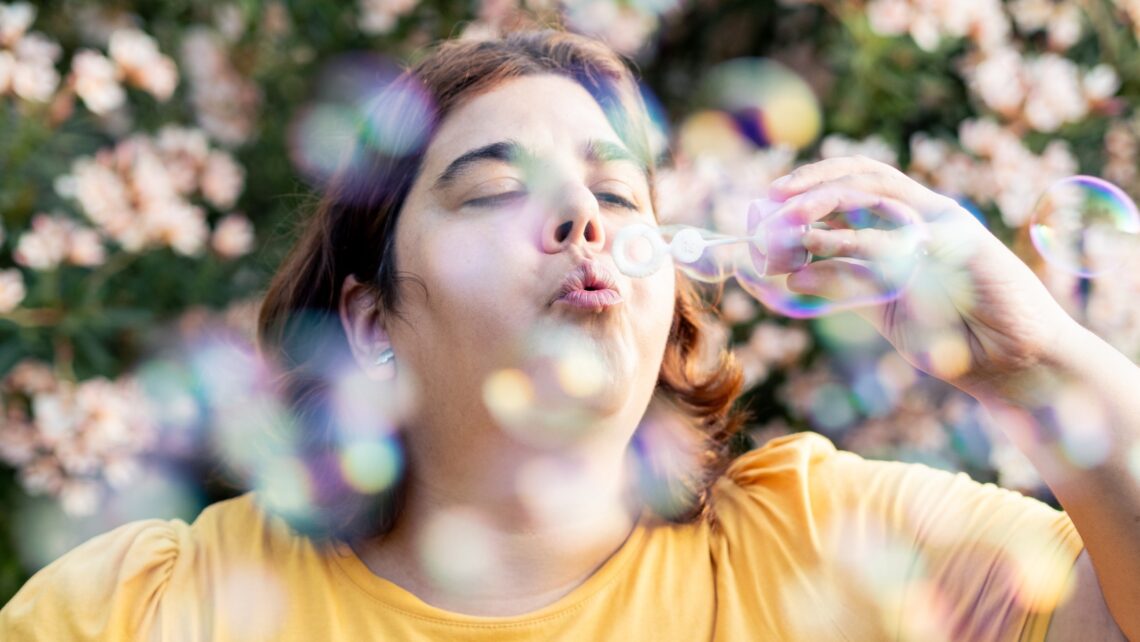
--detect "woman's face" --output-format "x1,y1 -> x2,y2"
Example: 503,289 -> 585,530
389,74 -> 676,444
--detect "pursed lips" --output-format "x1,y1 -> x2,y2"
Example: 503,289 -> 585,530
551,262 -> 624,311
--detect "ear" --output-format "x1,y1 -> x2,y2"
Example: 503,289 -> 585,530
339,275 -> 395,379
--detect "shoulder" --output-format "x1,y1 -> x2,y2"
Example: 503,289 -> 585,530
0,516 -> 190,640
0,493 -> 276,641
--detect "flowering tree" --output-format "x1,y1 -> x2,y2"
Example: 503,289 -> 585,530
3,0 -> 1140,603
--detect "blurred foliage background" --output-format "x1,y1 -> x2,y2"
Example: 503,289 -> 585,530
4,0 -> 1140,604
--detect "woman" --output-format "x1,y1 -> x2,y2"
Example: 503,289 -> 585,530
2,28 -> 1137,641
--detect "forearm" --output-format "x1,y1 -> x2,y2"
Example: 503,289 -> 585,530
975,321 -> 1140,640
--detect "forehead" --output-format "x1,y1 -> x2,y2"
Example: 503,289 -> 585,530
420,74 -> 628,175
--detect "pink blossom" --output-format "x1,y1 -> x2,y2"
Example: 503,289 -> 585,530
67,226 -> 106,267
0,268 -> 25,313
144,201 -> 209,256
180,28 -> 261,145
4,359 -> 58,394
0,49 -> 13,94
71,49 -> 125,115
9,31 -> 61,101
200,150 -> 245,209
157,126 -> 211,194
0,2 -> 35,47
820,134 -> 898,166
14,213 -> 70,269
358,0 -> 420,35
211,213 -> 255,259
108,28 -> 178,101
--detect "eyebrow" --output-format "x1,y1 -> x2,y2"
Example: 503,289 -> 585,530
432,138 -> 649,190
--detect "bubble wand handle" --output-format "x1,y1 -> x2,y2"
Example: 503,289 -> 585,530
612,199 -> 812,279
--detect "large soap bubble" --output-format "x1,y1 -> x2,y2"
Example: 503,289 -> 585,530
701,57 -> 822,151
614,197 -> 925,318
1029,175 -> 1140,278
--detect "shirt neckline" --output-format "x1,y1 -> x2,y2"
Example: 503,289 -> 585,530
327,513 -> 651,627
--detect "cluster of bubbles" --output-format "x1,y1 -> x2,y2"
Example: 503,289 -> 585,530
615,174 -> 1140,321
614,197 -> 927,318
136,320 -> 413,529
482,325 -> 612,449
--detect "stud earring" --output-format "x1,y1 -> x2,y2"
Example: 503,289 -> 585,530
374,348 -> 395,366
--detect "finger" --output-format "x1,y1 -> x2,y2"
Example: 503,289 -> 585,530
768,186 -> 922,228
802,227 -> 926,263
786,259 -> 882,299
769,156 -> 906,200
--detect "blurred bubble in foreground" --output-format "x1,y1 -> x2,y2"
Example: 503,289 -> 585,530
614,197 -> 925,318
483,325 -> 611,448
288,53 -> 434,186
1029,176 -> 1140,277
701,57 -> 822,151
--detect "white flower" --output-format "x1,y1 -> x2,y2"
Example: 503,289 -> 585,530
820,134 -> 898,166
1083,63 -> 1121,103
0,49 -> 13,94
67,226 -> 106,267
157,126 -> 211,194
0,268 -> 26,313
866,0 -> 911,36
11,57 -> 58,102
358,0 -> 420,35
1047,3 -> 1082,51
144,202 -> 209,256
200,150 -> 245,209
967,47 -> 1025,117
66,157 -> 134,238
211,213 -> 255,259
70,49 -> 125,115
14,213 -> 70,270
0,2 -> 35,47
108,28 -> 178,101
59,479 -> 101,516
1022,54 -> 1086,132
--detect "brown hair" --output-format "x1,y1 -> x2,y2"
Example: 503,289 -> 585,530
257,29 -> 745,540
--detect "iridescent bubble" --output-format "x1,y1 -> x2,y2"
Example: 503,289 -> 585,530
677,110 -> 753,160
419,507 -> 499,594
217,566 -> 288,639
287,53 -> 435,186
615,196 -> 924,318
338,438 -> 402,494
12,465 -> 203,572
482,325 -> 612,448
629,399 -> 705,520
1029,176 -> 1140,277
287,103 -> 362,186
702,58 -> 822,151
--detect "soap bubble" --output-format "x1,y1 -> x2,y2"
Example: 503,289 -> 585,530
287,53 -> 434,187
1029,176 -> 1140,277
614,197 -> 924,318
482,325 -> 612,448
702,58 -> 822,151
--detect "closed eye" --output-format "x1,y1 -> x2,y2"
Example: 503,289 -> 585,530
464,191 -> 528,207
596,192 -> 638,210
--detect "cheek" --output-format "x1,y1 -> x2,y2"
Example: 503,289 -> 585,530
634,268 -> 677,346
413,224 -> 539,323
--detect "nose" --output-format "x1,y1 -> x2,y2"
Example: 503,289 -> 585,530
541,182 -> 606,254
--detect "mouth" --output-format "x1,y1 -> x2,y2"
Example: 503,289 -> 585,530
552,262 -> 623,312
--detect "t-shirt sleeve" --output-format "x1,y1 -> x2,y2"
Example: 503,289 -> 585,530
715,432 -> 1083,642
0,518 -> 192,641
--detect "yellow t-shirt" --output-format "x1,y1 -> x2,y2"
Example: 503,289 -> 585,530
0,432 -> 1082,641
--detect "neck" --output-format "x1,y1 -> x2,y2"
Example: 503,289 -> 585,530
352,430 -> 643,616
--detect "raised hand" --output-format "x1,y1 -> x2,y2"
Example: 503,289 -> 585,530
766,155 -> 1081,400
